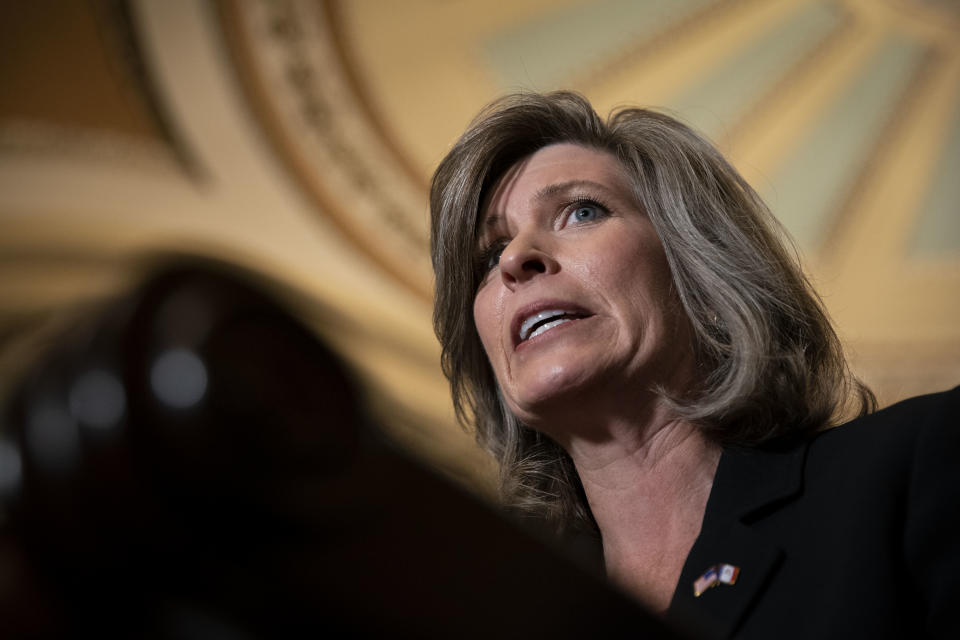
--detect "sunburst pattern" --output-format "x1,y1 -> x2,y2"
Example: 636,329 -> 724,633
322,0 -> 960,401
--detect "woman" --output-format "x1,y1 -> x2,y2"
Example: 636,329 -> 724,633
430,91 -> 959,639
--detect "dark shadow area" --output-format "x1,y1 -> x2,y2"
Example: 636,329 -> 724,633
0,261 -> 680,638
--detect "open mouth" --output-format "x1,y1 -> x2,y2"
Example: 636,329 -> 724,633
518,309 -> 587,343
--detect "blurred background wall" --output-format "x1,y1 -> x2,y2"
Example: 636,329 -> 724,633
1,0 -> 958,496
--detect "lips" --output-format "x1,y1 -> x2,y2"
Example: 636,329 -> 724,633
512,302 -> 591,347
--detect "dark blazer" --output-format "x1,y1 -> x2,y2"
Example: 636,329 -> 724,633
667,386 -> 960,640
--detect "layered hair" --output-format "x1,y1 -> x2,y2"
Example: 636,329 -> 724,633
430,91 -> 874,529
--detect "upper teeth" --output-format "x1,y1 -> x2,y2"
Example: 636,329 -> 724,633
520,309 -> 573,342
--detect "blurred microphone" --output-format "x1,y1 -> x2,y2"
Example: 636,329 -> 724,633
0,262 -> 677,639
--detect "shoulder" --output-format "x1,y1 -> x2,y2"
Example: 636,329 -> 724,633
713,387 -> 959,498
744,386 -> 960,528
795,386 -> 960,537
807,385 -> 960,463
857,385 -> 958,426
819,385 -> 960,637
699,387 -> 960,638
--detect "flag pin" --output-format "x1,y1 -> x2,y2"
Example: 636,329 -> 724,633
693,564 -> 740,597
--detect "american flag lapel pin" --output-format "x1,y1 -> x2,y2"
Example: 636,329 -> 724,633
693,566 -> 719,597
693,564 -> 740,597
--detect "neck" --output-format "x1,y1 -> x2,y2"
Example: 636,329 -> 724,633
566,407 -> 721,612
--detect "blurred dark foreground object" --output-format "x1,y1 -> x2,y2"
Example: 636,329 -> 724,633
0,264 -> 678,639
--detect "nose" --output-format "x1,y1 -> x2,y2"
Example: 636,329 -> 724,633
499,233 -> 559,289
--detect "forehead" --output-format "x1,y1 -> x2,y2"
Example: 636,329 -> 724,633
481,143 -> 632,223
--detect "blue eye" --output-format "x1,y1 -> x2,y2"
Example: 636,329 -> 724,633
566,200 -> 608,225
574,206 -> 597,221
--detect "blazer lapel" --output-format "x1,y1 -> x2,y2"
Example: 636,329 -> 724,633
668,442 -> 808,640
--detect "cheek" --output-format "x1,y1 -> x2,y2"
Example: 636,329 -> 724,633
472,289 -> 502,361
587,226 -> 678,329
587,231 -> 665,296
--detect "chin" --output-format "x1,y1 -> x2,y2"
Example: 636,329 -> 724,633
506,366 -> 600,428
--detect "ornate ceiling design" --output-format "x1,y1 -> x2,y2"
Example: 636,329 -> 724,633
1,0 -> 958,492
219,0 -> 433,299
246,0 -> 960,400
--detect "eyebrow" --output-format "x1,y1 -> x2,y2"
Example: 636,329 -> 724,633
534,179 -> 611,202
480,179 -> 613,231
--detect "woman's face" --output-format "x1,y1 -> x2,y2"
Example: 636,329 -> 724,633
472,143 -> 695,434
